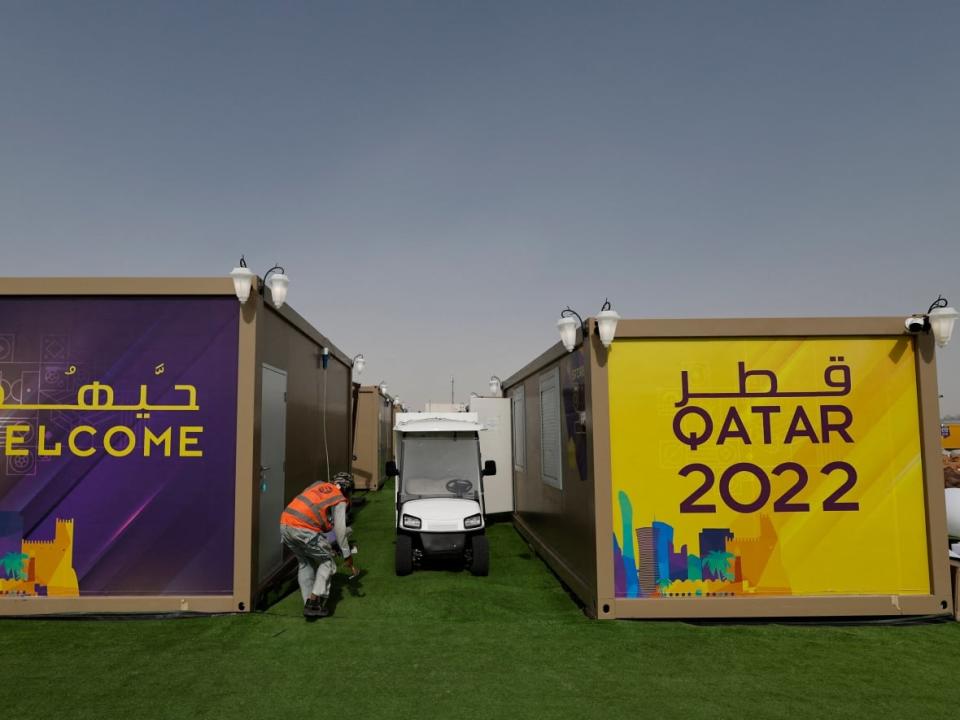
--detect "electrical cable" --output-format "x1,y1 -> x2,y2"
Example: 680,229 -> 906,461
323,359 -> 330,484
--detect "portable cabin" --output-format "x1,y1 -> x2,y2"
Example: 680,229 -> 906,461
502,316 -> 952,620
0,278 -> 353,615
466,396 -> 514,514
352,384 -> 394,490
943,422 -> 960,451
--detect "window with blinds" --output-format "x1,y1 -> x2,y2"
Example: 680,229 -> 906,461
511,386 -> 525,471
539,367 -> 562,490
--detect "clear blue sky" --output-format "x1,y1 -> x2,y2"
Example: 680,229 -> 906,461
1,1 -> 958,413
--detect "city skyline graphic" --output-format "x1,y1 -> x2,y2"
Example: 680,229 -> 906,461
614,491 -> 791,598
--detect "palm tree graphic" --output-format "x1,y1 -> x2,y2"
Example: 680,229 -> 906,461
0,552 -> 28,581
703,550 -> 735,581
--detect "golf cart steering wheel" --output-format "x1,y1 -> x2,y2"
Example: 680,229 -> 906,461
445,478 -> 473,495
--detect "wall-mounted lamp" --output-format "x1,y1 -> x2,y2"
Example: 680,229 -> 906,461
262,265 -> 289,310
489,376 -> 502,397
393,395 -> 401,407
378,381 -> 388,396
229,255 -> 291,310
352,354 -> 366,376
596,299 -> 621,349
929,297 -> 958,348
905,295 -> 958,348
230,256 -> 255,303
557,307 -> 584,352
321,347 -> 330,370
556,300 -> 620,352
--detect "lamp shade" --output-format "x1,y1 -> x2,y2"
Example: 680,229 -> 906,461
489,376 -> 502,396
596,308 -> 621,348
557,316 -> 578,352
928,306 -> 959,348
353,354 -> 365,376
379,383 -> 388,396
265,273 -> 290,309
230,266 -> 255,303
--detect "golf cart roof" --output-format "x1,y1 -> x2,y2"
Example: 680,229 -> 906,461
394,412 -> 485,433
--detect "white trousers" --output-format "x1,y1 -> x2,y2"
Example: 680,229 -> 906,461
280,524 -> 336,602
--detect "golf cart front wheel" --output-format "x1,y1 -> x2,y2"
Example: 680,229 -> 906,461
395,534 -> 413,576
470,535 -> 489,576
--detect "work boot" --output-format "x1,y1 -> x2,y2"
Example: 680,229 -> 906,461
303,596 -> 330,619
302,597 -> 319,618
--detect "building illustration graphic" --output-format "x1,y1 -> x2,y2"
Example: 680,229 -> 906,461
0,513 -> 79,597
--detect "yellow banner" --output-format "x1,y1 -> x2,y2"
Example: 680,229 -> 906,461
608,337 -> 929,598
943,423 -> 960,450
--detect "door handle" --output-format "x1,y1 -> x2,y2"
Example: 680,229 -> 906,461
260,465 -> 271,473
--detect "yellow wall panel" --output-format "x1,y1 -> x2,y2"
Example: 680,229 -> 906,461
608,337 -> 929,599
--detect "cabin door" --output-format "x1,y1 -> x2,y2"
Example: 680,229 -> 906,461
258,364 -> 287,583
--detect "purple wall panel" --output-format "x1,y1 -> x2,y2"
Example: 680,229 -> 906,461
0,297 -> 238,596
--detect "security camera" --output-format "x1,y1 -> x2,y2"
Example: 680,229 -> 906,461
904,315 -> 928,333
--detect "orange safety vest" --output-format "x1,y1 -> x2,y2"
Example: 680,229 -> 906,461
280,482 -> 348,533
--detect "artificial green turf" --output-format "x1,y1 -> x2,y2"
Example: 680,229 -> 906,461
2,488 -> 959,719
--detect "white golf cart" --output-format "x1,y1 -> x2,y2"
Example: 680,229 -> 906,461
386,413 -> 496,576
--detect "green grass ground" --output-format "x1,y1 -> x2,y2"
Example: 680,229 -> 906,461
3,488 -> 959,719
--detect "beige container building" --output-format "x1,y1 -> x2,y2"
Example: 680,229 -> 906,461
352,385 -> 395,491
502,315 -> 952,620
0,278 -> 354,615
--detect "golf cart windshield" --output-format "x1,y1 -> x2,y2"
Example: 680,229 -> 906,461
400,432 -> 480,501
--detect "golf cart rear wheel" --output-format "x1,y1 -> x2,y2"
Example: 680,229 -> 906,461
470,535 -> 489,576
395,534 -> 413,576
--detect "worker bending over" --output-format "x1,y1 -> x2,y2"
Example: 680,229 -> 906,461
280,473 -> 358,618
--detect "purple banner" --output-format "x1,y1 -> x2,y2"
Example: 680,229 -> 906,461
0,297 -> 238,596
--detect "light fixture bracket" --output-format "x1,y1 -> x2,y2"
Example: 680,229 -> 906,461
261,264 -> 286,288
561,307 -> 586,336
928,295 -> 948,315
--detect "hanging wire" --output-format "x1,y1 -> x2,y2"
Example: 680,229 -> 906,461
314,352 -> 331,484
323,363 -> 330,484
